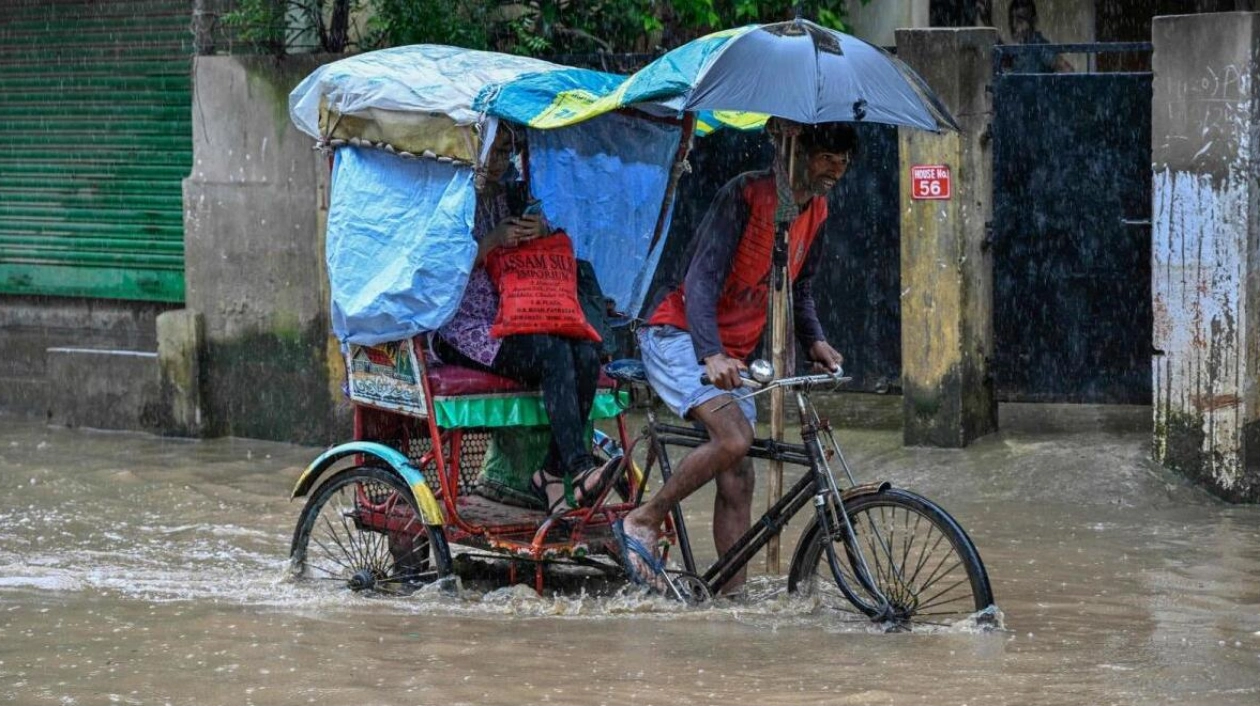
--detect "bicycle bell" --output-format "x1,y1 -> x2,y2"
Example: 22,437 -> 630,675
748,359 -> 775,384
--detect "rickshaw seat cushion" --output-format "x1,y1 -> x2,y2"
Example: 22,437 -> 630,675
427,363 -> 616,396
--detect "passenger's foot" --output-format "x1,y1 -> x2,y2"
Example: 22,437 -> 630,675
530,457 -> 620,516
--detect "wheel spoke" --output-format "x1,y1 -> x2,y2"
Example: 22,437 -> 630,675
309,536 -> 355,572
916,548 -> 961,597
309,562 -> 349,579
913,571 -> 970,612
905,523 -> 946,590
323,507 -> 364,569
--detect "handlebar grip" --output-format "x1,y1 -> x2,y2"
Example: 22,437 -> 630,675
700,373 -> 762,390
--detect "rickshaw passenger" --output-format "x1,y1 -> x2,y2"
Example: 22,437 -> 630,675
431,127 -> 618,515
614,121 -> 857,594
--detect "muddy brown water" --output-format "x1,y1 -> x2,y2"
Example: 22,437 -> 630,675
1,404 -> 1258,705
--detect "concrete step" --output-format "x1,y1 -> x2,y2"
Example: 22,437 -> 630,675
46,347 -> 160,431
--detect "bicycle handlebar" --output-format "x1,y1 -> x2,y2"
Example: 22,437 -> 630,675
700,367 -> 849,394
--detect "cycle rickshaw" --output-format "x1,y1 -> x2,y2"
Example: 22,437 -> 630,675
285,39 -> 995,627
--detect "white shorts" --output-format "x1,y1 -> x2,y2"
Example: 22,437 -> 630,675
637,325 -> 757,425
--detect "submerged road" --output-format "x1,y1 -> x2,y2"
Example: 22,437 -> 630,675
1,403 -> 1257,705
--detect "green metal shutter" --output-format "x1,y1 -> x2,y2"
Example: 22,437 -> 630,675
0,0 -> 193,302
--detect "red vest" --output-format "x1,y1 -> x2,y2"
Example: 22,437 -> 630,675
648,176 -> 828,359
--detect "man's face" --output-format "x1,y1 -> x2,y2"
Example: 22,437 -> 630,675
484,131 -> 514,182
801,149 -> 851,196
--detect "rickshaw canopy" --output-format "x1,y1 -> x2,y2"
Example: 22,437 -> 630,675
290,46 -> 685,346
290,45 -> 564,162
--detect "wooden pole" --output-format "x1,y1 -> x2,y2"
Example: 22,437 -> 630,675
765,134 -> 794,575
647,114 -> 697,256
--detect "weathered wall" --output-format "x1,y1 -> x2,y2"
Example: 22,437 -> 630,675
846,0 -> 929,46
183,55 -> 345,445
1151,12 -> 1259,501
896,28 -> 999,447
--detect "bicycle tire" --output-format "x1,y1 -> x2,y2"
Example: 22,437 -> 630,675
787,487 -> 993,626
290,465 -> 452,594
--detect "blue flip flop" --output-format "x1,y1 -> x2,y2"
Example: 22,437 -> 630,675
612,519 -> 667,593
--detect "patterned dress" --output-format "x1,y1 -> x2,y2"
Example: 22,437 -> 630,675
435,191 -> 509,367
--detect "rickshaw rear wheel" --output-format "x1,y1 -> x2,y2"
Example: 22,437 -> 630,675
290,465 -> 452,594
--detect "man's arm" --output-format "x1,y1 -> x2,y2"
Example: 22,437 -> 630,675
683,176 -> 749,363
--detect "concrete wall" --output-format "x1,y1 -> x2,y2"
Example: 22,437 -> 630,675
1151,12 -> 1259,501
896,28 -> 1000,447
846,0 -> 929,46
183,55 -> 346,445
0,296 -> 170,421
849,0 -> 1093,48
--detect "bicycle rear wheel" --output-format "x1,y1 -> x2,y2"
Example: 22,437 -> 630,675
787,488 -> 993,626
290,465 -> 452,594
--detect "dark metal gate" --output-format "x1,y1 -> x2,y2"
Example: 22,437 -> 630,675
992,44 -> 1153,404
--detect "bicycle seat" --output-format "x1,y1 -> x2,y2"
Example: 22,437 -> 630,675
604,358 -> 648,384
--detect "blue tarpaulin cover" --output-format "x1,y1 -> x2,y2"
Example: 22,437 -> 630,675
305,45 -> 686,344
326,148 -> 476,345
527,112 -> 679,316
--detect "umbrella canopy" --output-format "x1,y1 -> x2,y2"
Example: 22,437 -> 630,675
484,19 -> 957,133
673,20 -> 958,130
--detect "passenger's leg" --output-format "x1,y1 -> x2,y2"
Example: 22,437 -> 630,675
494,334 -> 596,478
571,340 -> 600,423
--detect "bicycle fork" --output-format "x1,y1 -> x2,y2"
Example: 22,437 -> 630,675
799,397 -> 898,622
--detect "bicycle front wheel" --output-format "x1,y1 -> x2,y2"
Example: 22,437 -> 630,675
787,488 -> 993,626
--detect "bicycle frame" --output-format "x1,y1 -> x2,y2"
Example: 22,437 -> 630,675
640,382 -> 893,605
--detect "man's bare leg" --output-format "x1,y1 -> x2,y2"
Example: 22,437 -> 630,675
621,396 -> 753,574
713,455 -> 755,593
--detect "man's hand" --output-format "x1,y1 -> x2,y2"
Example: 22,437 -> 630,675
703,353 -> 747,390
807,340 -> 844,373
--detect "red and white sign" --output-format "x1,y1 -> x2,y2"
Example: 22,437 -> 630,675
911,164 -> 952,200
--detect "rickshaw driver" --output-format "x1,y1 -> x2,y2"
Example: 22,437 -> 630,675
614,121 -> 858,594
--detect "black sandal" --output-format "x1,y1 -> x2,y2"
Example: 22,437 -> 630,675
529,470 -> 570,516
530,458 -> 620,516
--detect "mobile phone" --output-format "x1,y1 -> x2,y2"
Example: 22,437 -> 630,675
503,181 -> 529,215
521,200 -> 543,217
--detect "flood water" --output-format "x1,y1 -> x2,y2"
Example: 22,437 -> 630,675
2,404 -> 1258,705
